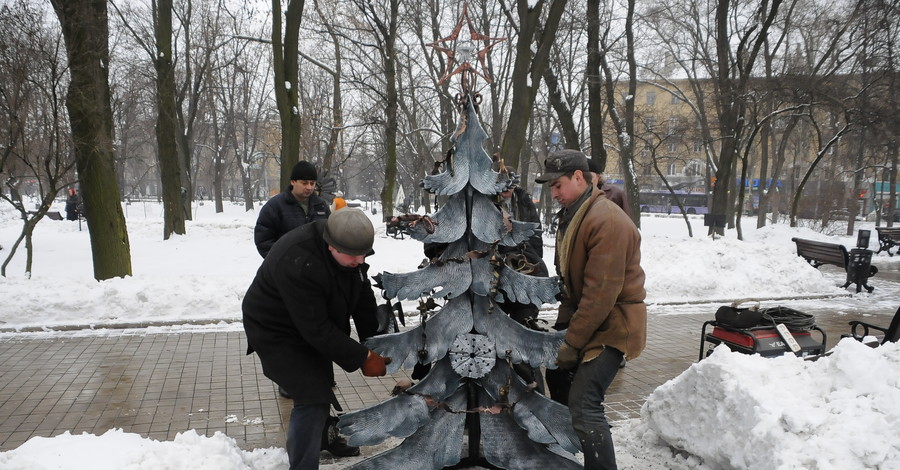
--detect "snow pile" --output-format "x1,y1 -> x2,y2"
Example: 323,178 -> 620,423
642,339 -> 900,470
641,227 -> 843,303
0,429 -> 287,470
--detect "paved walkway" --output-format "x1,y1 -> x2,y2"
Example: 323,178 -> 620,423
1,272 -> 897,457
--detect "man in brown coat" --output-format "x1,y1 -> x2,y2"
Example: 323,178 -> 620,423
536,149 -> 647,470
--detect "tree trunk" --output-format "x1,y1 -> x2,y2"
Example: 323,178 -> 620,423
543,66 -> 579,149
585,0 -> 607,170
155,0 -> 186,240
888,143 -> 897,227
272,0 -> 305,187
378,0 -> 399,222
51,0 -> 132,280
499,0 -> 568,169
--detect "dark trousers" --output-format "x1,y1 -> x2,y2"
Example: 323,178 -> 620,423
568,348 -> 623,470
286,402 -> 329,470
545,367 -> 574,404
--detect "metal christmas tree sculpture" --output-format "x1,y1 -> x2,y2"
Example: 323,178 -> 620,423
337,5 -> 582,469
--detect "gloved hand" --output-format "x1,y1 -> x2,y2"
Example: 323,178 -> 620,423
362,350 -> 392,377
555,342 -> 579,370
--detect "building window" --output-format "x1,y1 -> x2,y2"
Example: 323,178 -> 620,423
686,160 -> 703,176
671,93 -> 681,104
693,140 -> 703,153
667,117 -> 680,134
667,141 -> 678,153
645,116 -> 656,130
646,91 -> 657,106
666,162 -> 677,176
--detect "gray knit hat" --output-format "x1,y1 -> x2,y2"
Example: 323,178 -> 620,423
323,209 -> 375,256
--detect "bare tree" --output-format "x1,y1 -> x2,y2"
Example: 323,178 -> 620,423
599,0 -> 641,225
0,0 -> 77,276
347,0 -> 400,220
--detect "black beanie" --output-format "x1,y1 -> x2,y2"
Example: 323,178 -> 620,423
290,161 -> 318,181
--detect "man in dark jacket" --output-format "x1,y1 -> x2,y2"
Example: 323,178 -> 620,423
496,170 -> 550,391
254,161 -> 331,258
243,209 -> 391,470
587,157 -> 633,218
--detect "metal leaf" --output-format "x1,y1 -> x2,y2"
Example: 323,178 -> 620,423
496,268 -> 561,306
469,246 -> 497,297
419,192 -> 467,244
421,100 -> 506,196
456,102 -> 506,196
381,260 -> 471,301
340,394 -> 432,446
480,411 -> 582,470
471,193 -> 538,246
474,365 -> 581,454
366,297 -> 474,372
514,392 -> 583,454
339,359 -> 464,447
345,390 -> 467,470
473,297 -> 565,368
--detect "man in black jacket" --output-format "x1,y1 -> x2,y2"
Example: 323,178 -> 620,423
243,209 -> 391,470
254,161 -> 331,258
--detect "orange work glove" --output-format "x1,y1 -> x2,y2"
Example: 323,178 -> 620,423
361,350 -> 392,377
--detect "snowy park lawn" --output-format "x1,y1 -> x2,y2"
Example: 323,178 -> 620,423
1,200 -> 899,469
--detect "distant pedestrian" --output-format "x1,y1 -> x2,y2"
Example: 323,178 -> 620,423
65,189 -> 80,221
254,161 -> 331,258
330,191 -> 347,212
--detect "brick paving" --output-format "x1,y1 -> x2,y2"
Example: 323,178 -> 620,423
0,289 -> 896,454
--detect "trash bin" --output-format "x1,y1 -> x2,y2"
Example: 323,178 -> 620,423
845,248 -> 876,293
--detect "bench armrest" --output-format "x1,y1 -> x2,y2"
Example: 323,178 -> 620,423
848,320 -> 888,342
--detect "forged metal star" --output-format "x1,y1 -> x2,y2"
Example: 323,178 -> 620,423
427,3 -> 506,86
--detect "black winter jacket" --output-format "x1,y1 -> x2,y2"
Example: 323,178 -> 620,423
498,186 -> 546,270
254,188 -> 330,258
242,220 -> 379,405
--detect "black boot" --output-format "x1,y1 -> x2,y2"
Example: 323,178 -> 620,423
321,416 -> 360,457
278,386 -> 292,399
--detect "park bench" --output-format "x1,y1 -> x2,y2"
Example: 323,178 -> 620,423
27,210 -> 62,220
791,237 -> 877,293
792,237 -> 848,269
846,305 -> 900,346
875,227 -> 900,256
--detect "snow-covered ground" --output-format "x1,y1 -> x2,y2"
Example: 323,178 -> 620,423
1,199 -> 898,469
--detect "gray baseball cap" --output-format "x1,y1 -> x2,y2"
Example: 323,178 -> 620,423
534,149 -> 590,183
323,209 -> 375,256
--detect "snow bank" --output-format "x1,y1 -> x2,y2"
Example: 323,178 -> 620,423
643,339 -> 900,470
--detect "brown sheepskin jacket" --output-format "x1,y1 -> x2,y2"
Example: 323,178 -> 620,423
555,187 -> 647,361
